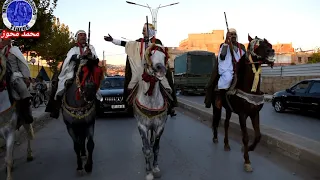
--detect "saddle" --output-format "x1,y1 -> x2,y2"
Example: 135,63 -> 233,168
126,83 -> 173,107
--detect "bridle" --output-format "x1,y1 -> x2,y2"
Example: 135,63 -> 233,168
75,60 -> 103,102
143,43 -> 169,78
141,43 -> 169,96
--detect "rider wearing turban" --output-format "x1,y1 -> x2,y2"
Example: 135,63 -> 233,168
104,23 -> 177,117
204,28 -> 246,109
46,30 -> 99,119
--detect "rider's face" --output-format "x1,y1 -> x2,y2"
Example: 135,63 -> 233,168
142,24 -> 148,38
77,33 -> 87,44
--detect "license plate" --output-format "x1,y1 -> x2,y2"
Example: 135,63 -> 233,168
111,105 -> 125,109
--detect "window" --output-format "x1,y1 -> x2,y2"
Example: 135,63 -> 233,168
292,81 -> 311,93
298,57 -> 302,63
100,78 -> 124,90
309,82 -> 320,94
308,57 -> 312,61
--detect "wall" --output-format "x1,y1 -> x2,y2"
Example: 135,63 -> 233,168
261,75 -> 320,94
260,63 -> 320,94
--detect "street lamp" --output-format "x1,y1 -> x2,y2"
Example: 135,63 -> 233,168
125,1 -> 179,34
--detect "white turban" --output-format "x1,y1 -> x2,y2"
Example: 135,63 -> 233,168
228,28 -> 238,41
75,30 -> 86,39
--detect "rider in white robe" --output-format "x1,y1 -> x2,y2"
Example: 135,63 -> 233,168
215,28 -> 246,108
218,28 -> 245,90
47,30 -> 100,119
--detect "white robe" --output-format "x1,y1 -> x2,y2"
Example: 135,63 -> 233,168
218,44 -> 245,89
124,41 -> 171,91
1,46 -> 31,80
55,45 -> 102,100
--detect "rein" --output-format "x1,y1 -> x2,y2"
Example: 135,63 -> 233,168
247,54 -> 262,92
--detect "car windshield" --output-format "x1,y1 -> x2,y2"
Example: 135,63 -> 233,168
100,78 -> 124,90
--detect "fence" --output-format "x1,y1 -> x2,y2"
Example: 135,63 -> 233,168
261,63 -> 320,77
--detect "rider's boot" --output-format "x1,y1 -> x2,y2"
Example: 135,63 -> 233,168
50,96 -> 62,119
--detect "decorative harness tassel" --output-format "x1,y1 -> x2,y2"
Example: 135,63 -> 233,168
142,70 -> 158,96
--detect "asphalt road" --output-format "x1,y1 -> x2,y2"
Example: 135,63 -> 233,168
0,111 -> 318,180
178,94 -> 320,142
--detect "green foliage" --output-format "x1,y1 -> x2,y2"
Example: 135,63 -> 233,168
0,0 -> 58,52
36,17 -> 75,73
307,53 -> 320,64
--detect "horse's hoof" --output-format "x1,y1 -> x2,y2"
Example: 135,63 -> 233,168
152,166 -> 161,178
84,163 -> 93,173
224,145 -> 231,151
145,173 -> 154,180
212,138 -> 219,144
77,169 -> 85,176
244,163 -> 253,172
27,156 -> 34,162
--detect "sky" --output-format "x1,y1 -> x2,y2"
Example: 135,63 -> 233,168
53,0 -> 320,65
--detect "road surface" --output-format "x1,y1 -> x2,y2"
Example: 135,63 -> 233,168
1,111 -> 318,180
178,94 -> 320,142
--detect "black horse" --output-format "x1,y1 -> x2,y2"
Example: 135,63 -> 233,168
61,57 -> 103,174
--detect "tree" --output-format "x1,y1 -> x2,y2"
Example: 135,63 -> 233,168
307,53 -> 320,64
0,0 -> 58,54
36,17 -> 75,73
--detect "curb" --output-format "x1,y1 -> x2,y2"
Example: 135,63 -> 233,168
177,97 -> 320,170
0,110 -> 51,149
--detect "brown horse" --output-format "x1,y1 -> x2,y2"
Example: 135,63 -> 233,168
205,34 -> 275,172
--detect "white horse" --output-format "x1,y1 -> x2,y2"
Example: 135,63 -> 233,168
0,53 -> 34,180
126,42 -> 171,180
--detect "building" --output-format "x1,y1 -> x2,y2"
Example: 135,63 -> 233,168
179,30 -> 225,54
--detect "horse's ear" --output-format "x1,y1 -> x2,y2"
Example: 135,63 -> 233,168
248,34 -> 253,42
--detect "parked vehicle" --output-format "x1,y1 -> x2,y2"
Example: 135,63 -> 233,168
272,78 -> 320,113
174,51 -> 216,95
96,76 -> 129,115
32,85 -> 49,108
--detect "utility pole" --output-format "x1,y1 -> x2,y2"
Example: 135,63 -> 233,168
126,1 -> 179,34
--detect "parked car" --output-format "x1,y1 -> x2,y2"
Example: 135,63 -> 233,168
96,76 -> 128,115
272,78 -> 320,113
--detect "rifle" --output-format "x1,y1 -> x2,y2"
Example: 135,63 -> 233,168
224,12 -> 236,64
146,16 -> 149,42
87,21 -> 91,49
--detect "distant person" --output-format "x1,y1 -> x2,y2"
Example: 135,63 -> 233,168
35,76 -> 47,103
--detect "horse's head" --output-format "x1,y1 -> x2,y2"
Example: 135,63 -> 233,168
75,59 -> 103,102
144,43 -> 169,80
248,34 -> 275,65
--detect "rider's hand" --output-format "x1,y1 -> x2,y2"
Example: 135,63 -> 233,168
83,48 -> 92,56
225,32 -> 231,44
104,34 -> 113,42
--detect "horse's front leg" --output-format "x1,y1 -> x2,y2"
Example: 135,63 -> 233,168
137,123 -> 153,180
239,113 -> 253,172
248,112 -> 261,151
66,126 -> 83,174
152,120 -> 166,178
5,129 -> 15,180
23,123 -> 34,162
84,123 -> 95,173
